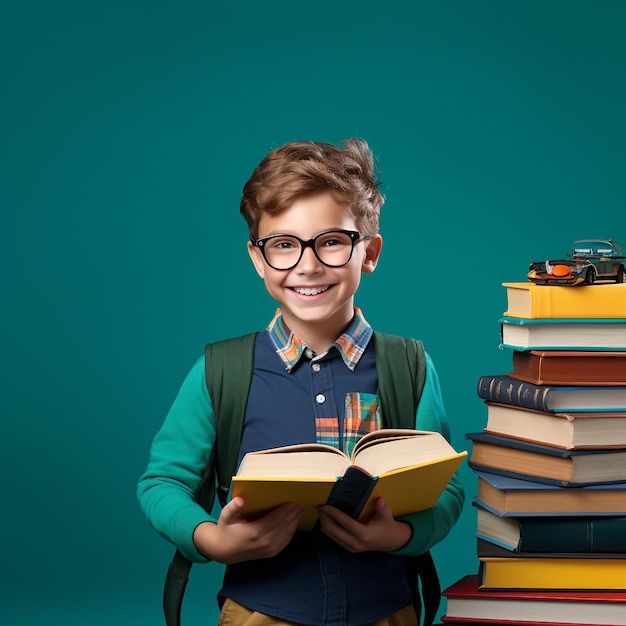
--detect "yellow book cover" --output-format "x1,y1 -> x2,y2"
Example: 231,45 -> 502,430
230,429 -> 467,532
479,556 -> 626,590
502,282 -> 626,319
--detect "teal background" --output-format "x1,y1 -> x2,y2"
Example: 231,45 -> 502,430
3,1 -> 626,623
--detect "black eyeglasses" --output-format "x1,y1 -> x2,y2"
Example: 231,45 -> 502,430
251,229 -> 371,271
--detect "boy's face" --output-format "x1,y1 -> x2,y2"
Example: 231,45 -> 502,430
247,192 -> 382,347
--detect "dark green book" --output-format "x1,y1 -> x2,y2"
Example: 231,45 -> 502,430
475,503 -> 626,553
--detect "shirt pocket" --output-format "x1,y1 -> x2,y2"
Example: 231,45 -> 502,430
343,392 -> 383,457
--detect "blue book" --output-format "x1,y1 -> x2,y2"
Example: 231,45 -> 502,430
473,470 -> 626,516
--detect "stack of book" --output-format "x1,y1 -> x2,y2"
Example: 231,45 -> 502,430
441,281 -> 626,625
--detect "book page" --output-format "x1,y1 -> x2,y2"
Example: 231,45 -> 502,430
505,285 -> 531,317
351,429 -> 429,457
352,431 -> 456,476
236,448 -> 349,479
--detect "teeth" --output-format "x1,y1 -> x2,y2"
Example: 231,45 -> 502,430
293,286 -> 329,296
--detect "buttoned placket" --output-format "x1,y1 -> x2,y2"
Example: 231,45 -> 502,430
307,351 -> 340,446
307,351 -> 349,625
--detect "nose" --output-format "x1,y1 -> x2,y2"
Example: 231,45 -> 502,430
296,244 -> 323,272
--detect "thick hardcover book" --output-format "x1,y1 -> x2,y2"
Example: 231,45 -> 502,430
473,471 -> 626,516
478,555 -> 626,590
442,573 -> 626,625
476,538 -> 625,559
231,429 -> 466,531
465,431 -> 626,486
510,349 -> 626,386
477,374 -> 626,412
502,281 -> 626,319
499,316 -> 626,351
474,502 -> 626,553
483,402 -> 626,449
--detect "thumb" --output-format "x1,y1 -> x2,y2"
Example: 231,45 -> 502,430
374,497 -> 392,517
221,496 -> 247,521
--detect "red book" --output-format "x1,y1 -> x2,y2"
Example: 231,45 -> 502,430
442,574 -> 626,625
509,350 -> 626,387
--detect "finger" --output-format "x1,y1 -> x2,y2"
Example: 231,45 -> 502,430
254,504 -> 305,556
370,497 -> 394,523
253,502 -> 304,535
317,509 -> 364,550
277,502 -> 305,531
220,496 -> 248,523
317,504 -> 359,528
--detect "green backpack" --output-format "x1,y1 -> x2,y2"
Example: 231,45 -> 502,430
163,331 -> 441,626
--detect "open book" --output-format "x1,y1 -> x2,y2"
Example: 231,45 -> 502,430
231,429 -> 467,531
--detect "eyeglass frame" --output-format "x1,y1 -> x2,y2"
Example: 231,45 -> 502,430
250,228 -> 372,271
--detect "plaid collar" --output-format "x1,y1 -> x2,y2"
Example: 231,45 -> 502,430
267,307 -> 373,372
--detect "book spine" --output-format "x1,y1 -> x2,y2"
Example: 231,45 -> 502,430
325,466 -> 377,519
519,517 -> 626,553
529,286 -> 549,318
511,351 -> 626,386
478,556 -> 626,590
477,376 -> 550,412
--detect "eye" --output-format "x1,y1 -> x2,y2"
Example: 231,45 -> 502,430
265,236 -> 299,251
318,233 -> 351,248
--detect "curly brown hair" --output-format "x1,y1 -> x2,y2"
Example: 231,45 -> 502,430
240,139 -> 384,239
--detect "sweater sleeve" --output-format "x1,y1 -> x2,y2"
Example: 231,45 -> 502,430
391,352 -> 465,556
136,356 -> 217,562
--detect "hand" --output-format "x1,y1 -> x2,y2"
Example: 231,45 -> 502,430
193,496 -> 304,564
316,497 -> 411,553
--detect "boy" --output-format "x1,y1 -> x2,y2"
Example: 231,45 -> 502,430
138,139 -> 465,626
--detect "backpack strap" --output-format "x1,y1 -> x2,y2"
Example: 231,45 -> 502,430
204,332 -> 257,507
373,332 -> 425,428
163,333 -> 257,626
373,332 -> 440,626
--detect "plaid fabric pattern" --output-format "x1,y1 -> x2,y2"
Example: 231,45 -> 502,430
267,307 -> 379,452
267,309 -> 308,369
342,392 -> 382,456
315,417 -> 341,449
334,311 -> 372,370
316,393 -> 381,453
267,307 -> 373,372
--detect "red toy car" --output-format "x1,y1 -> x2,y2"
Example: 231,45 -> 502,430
527,258 -> 597,286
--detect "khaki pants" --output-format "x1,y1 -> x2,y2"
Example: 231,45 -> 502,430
218,598 -> 418,626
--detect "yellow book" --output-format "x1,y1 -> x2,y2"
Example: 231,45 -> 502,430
502,282 -> 626,319
231,429 -> 467,532
479,556 -> 626,590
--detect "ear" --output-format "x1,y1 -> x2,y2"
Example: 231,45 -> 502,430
247,241 -> 266,279
361,234 -> 383,274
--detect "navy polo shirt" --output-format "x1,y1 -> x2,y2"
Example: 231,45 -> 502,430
218,313 -> 413,625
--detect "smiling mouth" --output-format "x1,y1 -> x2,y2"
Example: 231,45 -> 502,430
292,285 -> 331,296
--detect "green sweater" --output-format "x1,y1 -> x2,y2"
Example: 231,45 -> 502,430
137,350 -> 465,563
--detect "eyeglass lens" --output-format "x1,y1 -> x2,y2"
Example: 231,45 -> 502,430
262,231 -> 357,269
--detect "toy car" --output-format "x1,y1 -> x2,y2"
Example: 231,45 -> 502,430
569,239 -> 626,283
528,259 -> 597,286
